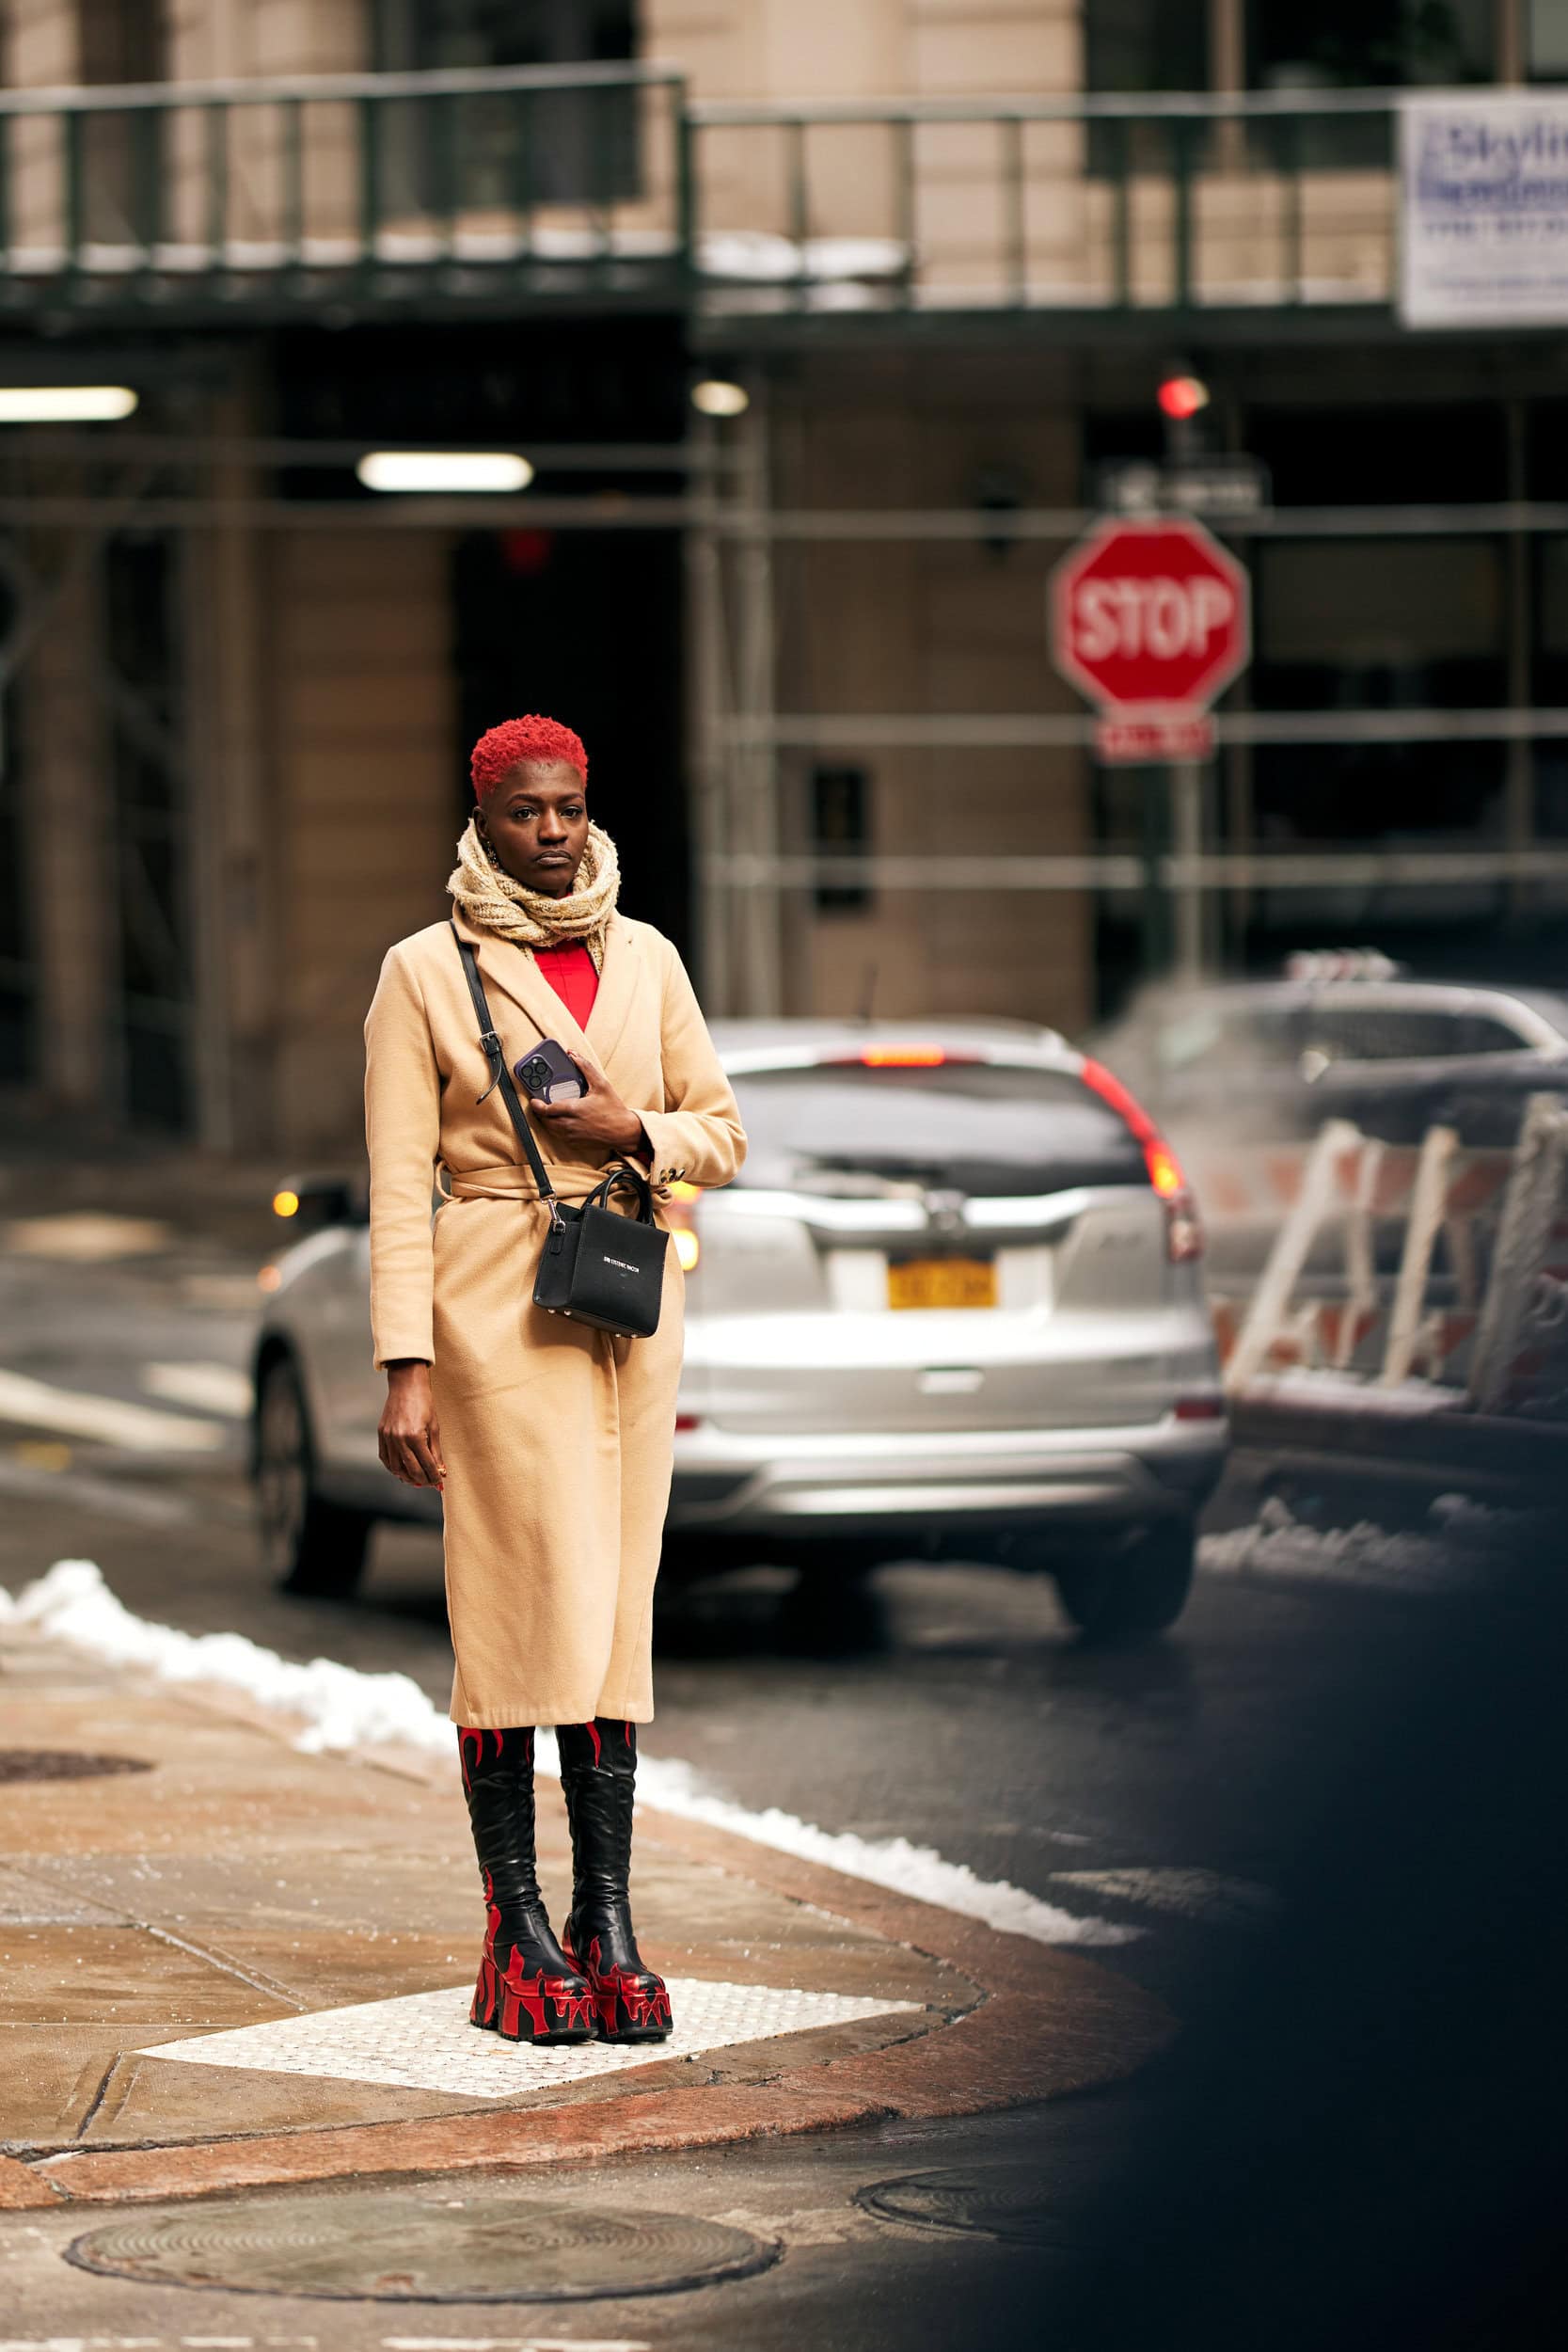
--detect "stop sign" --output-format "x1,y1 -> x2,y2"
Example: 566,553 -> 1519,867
1050,517 -> 1250,714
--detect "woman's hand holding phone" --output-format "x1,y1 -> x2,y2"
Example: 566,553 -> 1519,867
531,1044 -> 647,1158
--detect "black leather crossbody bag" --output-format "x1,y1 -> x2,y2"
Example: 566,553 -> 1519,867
451,923 -> 667,1340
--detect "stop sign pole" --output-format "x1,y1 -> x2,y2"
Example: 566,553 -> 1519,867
1050,516 -> 1251,979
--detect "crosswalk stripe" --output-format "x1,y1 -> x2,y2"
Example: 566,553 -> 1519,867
0,1368 -> 226,1454
141,1361 -> 254,1419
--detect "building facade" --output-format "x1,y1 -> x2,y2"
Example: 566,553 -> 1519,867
2,0 -> 1567,1152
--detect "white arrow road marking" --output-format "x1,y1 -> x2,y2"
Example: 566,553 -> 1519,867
0,1369 -> 226,1454
1051,1867 -> 1280,1927
141,1362 -> 254,1418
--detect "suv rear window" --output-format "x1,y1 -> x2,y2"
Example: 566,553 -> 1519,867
727,1060 -> 1148,1199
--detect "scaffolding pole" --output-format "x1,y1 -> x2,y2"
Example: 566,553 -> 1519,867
684,407 -> 733,1014
732,383 -> 784,1016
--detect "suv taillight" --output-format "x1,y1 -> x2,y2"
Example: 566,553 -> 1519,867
1079,1057 -> 1204,1264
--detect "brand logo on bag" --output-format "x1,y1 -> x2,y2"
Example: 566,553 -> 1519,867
603,1255 -> 639,1275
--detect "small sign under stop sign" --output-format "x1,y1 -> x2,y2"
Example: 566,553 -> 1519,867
1050,517 -> 1250,757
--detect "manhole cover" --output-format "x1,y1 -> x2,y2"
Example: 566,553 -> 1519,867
0,1750 -> 151,1783
67,2186 -> 781,2303
856,2166 -> 1067,2248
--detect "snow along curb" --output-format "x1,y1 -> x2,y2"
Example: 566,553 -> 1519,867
0,1558 -> 1134,1951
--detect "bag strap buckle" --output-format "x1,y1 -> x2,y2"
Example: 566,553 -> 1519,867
475,1027 -> 505,1103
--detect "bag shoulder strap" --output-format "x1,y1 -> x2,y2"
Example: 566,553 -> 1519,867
450,920 -> 556,1204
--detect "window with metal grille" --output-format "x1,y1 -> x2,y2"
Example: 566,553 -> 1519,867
373,0 -> 641,210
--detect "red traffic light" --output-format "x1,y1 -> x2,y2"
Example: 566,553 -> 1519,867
1157,373 -> 1210,421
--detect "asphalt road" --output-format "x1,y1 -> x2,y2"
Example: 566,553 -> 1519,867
6,1209 -> 1560,2346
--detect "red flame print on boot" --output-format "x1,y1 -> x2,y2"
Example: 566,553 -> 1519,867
461,1729 -> 593,2045
562,1928 -> 673,2041
498,1947 -> 598,2041
557,1718 -> 671,2042
469,1867 -> 595,2044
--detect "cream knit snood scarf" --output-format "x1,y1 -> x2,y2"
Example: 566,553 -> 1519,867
447,816 -> 621,970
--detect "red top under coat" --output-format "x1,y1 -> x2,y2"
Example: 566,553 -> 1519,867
531,941 -> 598,1031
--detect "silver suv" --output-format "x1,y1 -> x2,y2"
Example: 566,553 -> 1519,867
252,1021 -> 1227,1641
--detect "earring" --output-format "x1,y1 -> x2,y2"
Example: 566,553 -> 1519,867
480,831 -> 502,871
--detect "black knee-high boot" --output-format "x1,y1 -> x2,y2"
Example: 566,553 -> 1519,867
459,1725 -> 595,2044
557,1719 -> 673,2042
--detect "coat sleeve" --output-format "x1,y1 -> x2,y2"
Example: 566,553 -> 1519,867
638,940 -> 748,1193
363,943 -> 442,1368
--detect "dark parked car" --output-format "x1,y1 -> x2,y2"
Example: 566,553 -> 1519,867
1093,976 -> 1568,1152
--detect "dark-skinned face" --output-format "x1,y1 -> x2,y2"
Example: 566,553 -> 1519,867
475,760 -> 590,900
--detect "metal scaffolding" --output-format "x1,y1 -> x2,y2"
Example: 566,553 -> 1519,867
6,421 -> 1568,1127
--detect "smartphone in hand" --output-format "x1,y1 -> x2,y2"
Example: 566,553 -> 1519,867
514,1039 -> 588,1105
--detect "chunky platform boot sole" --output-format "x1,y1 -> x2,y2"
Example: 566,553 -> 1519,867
563,1927 -> 673,2042
471,1948 -> 597,2044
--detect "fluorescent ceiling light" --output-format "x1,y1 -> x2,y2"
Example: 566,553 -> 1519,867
356,450 -> 533,494
0,386 -> 138,423
690,378 -> 749,418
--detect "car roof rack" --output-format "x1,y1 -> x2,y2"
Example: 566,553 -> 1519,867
1283,948 -> 1408,984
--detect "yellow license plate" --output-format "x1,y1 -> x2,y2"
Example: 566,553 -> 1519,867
887,1256 -> 998,1311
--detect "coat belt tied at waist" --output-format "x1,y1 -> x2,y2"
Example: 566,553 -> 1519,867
438,1163 -> 671,1205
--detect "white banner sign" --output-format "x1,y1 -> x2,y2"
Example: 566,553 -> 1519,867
1401,90 -> 1568,327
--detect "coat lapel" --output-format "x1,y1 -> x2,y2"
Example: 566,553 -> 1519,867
451,905 -> 593,1060
450,906 -> 639,1077
584,915 -> 640,1075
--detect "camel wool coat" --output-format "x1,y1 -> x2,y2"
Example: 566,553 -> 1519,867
363,904 -> 746,1729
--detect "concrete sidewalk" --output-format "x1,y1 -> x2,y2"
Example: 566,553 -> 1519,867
0,1615 -> 1173,2215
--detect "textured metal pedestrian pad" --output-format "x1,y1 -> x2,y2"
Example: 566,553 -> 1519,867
857,2165 -> 1066,2246
0,1748 -> 150,1782
139,1976 -> 922,2099
67,2183 -> 780,2301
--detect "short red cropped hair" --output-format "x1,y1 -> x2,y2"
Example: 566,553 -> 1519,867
470,715 -> 588,801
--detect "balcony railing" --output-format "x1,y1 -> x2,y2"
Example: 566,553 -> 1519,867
0,61 -> 690,314
0,76 -> 1424,324
689,87 -> 1406,320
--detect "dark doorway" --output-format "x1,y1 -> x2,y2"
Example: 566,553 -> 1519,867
452,526 -> 688,950
106,533 -> 192,1133
275,317 -> 691,950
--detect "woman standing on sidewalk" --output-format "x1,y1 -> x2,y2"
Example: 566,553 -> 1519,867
363,715 -> 745,2046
